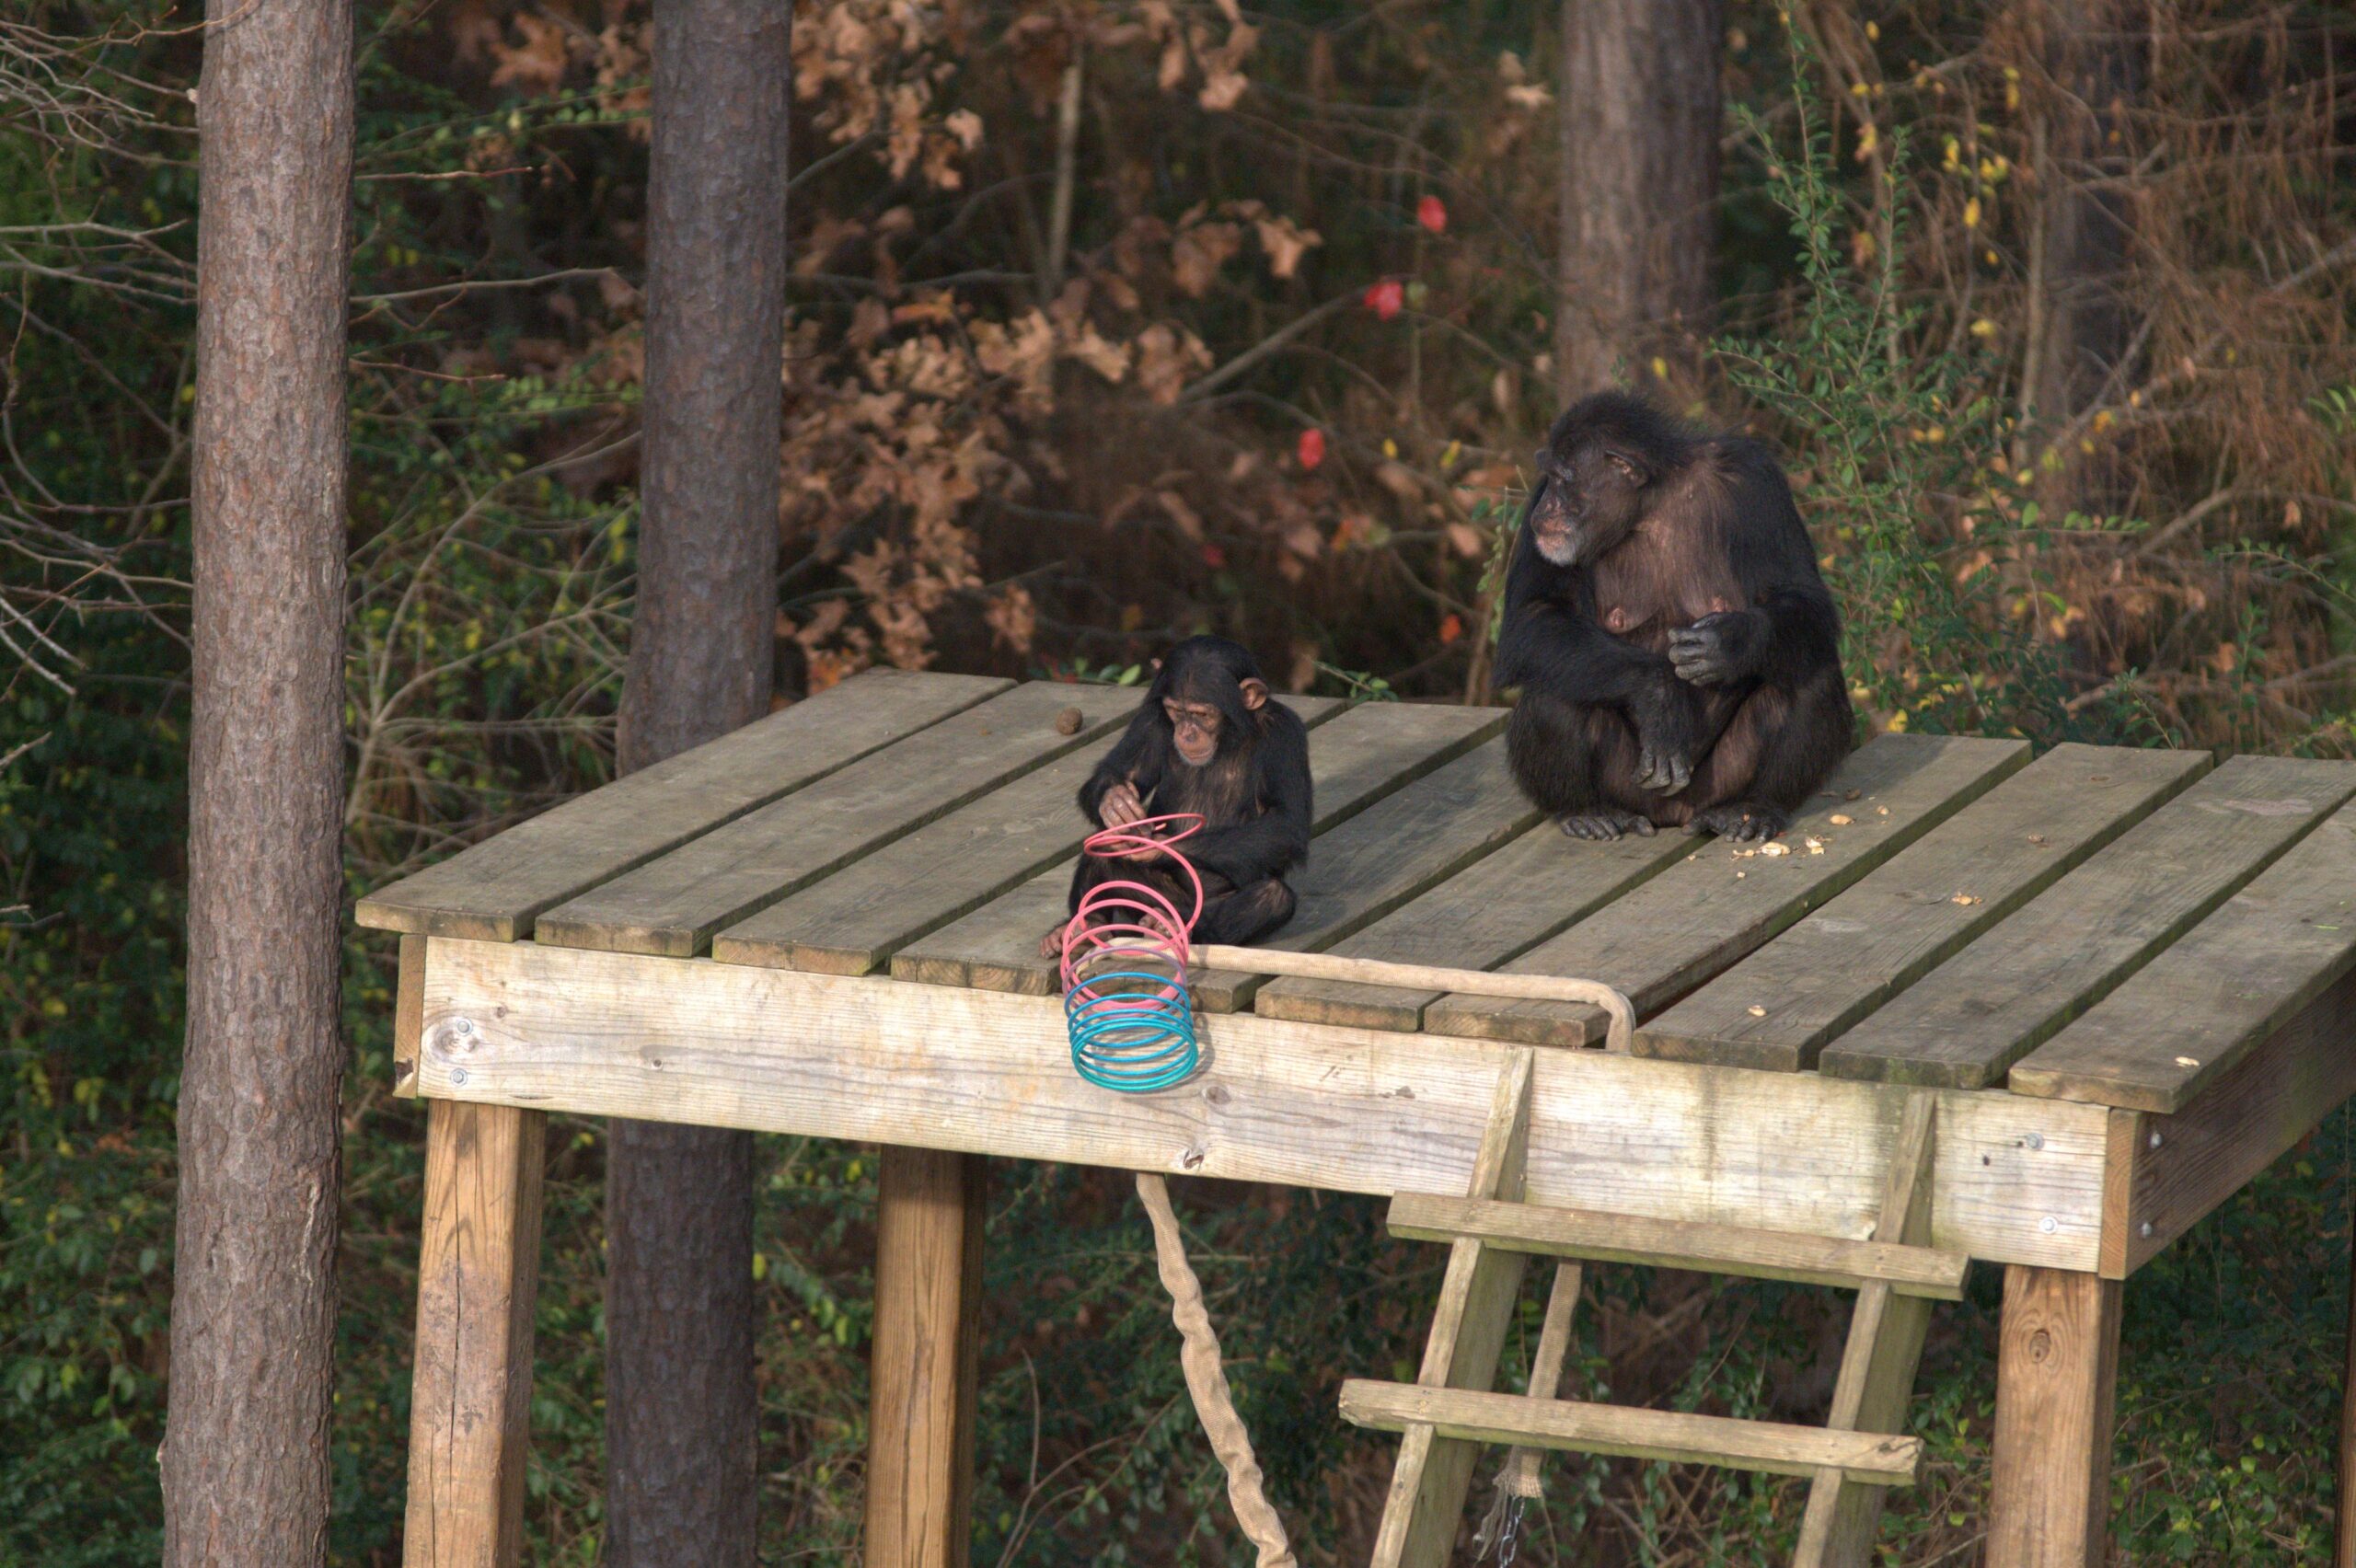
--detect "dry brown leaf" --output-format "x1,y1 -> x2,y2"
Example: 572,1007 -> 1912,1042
1172,221 -> 1244,297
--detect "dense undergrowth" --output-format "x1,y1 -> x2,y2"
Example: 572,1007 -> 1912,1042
4,0 -> 2353,1562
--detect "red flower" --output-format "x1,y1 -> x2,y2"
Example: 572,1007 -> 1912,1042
1363,279 -> 1404,321
1417,195 -> 1449,235
1438,613 -> 1464,645
1297,428 -> 1326,471
1201,543 -> 1229,569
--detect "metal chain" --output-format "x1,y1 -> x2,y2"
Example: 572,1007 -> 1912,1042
1493,1495 -> 1527,1568
1472,1485 -> 1529,1565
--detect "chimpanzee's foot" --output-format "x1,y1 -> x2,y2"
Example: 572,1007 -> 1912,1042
1558,809 -> 1657,841
1686,802 -> 1789,842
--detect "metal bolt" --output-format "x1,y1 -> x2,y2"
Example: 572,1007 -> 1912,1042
2140,1221 -> 2154,1238
2023,1132 -> 2044,1150
451,1066 -> 470,1086
2148,1130 -> 2163,1150
2038,1215 -> 2058,1234
453,1017 -> 474,1035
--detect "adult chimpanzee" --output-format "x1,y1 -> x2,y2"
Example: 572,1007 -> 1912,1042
1041,636 -> 1312,956
1497,391 -> 1851,842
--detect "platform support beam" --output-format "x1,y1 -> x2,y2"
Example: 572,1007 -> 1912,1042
1988,1265 -> 2120,1568
404,1100 -> 547,1568
2339,1227 -> 2356,1568
1794,1093 -> 1940,1568
866,1147 -> 986,1568
1370,1050 -> 1536,1568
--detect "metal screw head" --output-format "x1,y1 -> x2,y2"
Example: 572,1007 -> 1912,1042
2038,1215 -> 2058,1234
2023,1132 -> 2044,1150
453,1017 -> 475,1036
450,1066 -> 470,1086
2140,1221 -> 2154,1238
2148,1130 -> 2163,1149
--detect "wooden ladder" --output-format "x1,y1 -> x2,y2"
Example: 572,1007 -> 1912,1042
1340,1050 -> 1964,1568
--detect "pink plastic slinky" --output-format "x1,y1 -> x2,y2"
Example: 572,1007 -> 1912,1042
1061,812 -> 1207,1090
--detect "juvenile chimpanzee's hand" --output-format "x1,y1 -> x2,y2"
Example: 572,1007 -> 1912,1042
1100,781 -> 1148,828
1629,677 -> 1703,796
1668,609 -> 1767,688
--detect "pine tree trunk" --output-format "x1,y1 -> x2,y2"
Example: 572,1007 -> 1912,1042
1556,0 -> 1725,397
163,0 -> 353,1562
602,0 -> 789,1562
2026,0 -> 2142,433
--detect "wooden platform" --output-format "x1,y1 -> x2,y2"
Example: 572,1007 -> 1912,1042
360,670 -> 2356,1568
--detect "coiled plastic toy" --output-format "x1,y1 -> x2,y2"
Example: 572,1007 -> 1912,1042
1061,813 -> 1206,1091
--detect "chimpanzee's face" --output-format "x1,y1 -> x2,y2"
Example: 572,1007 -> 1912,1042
1164,698 -> 1223,767
1527,436 -> 1649,567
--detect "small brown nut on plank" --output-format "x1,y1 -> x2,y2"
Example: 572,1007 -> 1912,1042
1055,706 -> 1085,735
1747,1004 -> 1768,1017
1829,813 -> 1854,825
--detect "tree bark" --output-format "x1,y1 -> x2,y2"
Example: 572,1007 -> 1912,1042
602,0 -> 789,1562
163,0 -> 354,1562
2025,0 -> 2142,436
1555,0 -> 1725,398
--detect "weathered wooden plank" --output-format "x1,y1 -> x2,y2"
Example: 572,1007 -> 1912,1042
1253,822 -> 1689,1032
1423,734 -> 2029,1047
2101,968 -> 2356,1277
708,698 -> 1344,975
1819,755 -> 2356,1090
1386,1192 -> 1967,1298
356,667 -> 1007,941
1338,1383 -> 1921,1484
1369,1053 -> 1535,1568
416,938 -> 2118,1269
1190,738 -> 1542,1012
1638,744 -> 2208,1071
1986,1267 -> 2120,1568
532,683 -> 1137,958
2011,799 -> 2356,1111
888,700 -> 1504,997
403,1100 -> 545,1568
394,932 -> 427,1098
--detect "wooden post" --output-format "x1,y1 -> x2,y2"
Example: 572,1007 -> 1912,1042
866,1147 -> 987,1568
1989,1266 -> 2120,1568
405,1101 -> 548,1568
2339,1227 -> 2356,1568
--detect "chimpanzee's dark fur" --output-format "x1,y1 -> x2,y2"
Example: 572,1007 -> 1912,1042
1497,392 -> 1852,842
1061,636 -> 1311,946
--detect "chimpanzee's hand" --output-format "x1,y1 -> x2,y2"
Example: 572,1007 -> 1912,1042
1630,678 -> 1702,796
1668,609 -> 1767,688
1100,781 -> 1147,828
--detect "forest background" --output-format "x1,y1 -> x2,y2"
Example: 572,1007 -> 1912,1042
5,0 -> 2355,1562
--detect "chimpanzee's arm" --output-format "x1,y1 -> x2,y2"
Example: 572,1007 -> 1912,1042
1175,704 -> 1312,888
1077,703 -> 1166,825
1670,449 -> 1844,692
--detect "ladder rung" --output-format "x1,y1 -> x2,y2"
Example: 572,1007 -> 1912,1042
1337,1380 -> 1922,1485
1387,1193 -> 1969,1300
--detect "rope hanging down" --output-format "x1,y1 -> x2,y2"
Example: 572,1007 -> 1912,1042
1056,813 -> 1637,1562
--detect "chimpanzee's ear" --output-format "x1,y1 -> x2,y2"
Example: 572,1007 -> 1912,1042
1239,677 -> 1269,711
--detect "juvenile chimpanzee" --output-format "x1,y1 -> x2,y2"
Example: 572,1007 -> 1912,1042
1497,391 -> 1851,842
1041,636 -> 1312,956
